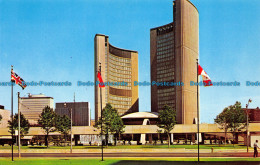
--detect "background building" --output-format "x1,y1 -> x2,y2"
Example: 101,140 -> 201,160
94,34 -> 139,122
20,94 -> 54,125
243,107 -> 260,123
150,0 -> 199,124
0,105 -> 10,128
55,102 -> 91,126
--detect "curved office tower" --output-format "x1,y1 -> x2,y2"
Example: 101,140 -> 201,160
150,0 -> 199,124
95,34 -> 139,122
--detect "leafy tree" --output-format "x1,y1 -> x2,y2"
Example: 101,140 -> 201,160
38,106 -> 56,147
55,115 -> 71,146
8,113 -> 30,138
157,105 -> 176,148
228,102 -> 246,146
215,107 -> 230,145
215,102 -> 246,146
94,103 -> 125,146
110,110 -> 125,146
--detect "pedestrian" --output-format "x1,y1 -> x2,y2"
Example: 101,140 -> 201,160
254,140 -> 260,158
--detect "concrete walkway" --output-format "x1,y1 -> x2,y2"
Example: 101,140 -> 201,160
0,148 -> 254,153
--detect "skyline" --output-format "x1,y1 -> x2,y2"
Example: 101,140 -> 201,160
1,0 -> 260,123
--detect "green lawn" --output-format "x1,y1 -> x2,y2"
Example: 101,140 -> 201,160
0,158 -> 260,165
0,144 -> 252,150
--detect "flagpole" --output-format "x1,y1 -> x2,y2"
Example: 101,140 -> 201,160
18,92 -> 21,158
196,59 -> 200,162
11,65 -> 14,161
99,62 -> 104,161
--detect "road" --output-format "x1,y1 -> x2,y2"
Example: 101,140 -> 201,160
0,152 -> 257,158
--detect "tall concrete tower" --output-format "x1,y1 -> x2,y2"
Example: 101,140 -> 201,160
94,34 -> 139,122
150,0 -> 199,124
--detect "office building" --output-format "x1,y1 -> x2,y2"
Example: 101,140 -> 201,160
20,94 -> 54,125
55,102 -> 91,126
94,34 -> 139,122
150,0 -> 199,124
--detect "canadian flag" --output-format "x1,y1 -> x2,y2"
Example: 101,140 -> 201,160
97,71 -> 105,88
198,65 -> 212,86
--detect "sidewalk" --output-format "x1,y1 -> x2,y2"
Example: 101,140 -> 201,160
0,148 -> 254,153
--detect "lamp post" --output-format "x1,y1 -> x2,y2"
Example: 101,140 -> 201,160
64,102 -> 73,154
246,99 -> 252,153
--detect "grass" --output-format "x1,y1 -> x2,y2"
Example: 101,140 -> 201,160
0,144 -> 252,150
0,157 -> 260,165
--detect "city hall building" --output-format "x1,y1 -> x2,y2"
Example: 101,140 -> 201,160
150,0 -> 199,124
94,34 -> 139,122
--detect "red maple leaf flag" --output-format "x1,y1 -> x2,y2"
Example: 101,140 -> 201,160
11,69 -> 27,89
97,71 -> 105,88
198,65 -> 212,86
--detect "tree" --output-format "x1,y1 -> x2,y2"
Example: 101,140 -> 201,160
8,113 -> 30,138
94,103 -> 125,146
110,110 -> 125,146
214,107 -> 229,145
38,106 -> 56,147
55,115 -> 71,146
215,102 -> 246,146
157,105 -> 176,148
0,114 -> 2,123
228,102 -> 246,146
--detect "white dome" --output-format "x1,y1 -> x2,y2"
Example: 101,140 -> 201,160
121,112 -> 158,119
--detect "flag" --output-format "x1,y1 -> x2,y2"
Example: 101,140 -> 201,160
11,69 -> 27,89
198,65 -> 212,86
97,71 -> 105,88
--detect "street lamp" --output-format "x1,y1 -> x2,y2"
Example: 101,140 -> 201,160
246,99 -> 252,153
64,102 -> 73,154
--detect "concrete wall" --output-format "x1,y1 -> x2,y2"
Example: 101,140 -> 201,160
175,0 -> 199,124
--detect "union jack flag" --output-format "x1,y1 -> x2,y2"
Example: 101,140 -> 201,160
11,69 -> 27,89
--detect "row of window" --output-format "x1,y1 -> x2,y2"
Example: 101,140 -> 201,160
157,45 -> 173,52
111,104 -> 131,110
109,95 -> 132,101
157,51 -> 174,59
109,54 -> 131,63
109,67 -> 131,75
109,70 -> 132,79
158,100 -> 175,106
157,61 -> 173,68
109,75 -> 131,83
157,33 -> 174,40
157,68 -> 174,75
108,99 -> 131,106
109,59 -> 131,67
158,92 -> 175,99
158,95 -> 175,102
157,56 -> 174,63
109,62 -> 131,71
158,103 -> 175,111
157,39 -> 174,47
156,65 -> 174,72
157,87 -> 174,93
157,77 -> 174,82
157,72 -> 174,79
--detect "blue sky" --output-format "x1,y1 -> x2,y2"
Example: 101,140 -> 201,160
1,0 -> 260,123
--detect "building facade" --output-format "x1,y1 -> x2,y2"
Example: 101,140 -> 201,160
20,94 -> 54,125
243,108 -> 260,123
150,0 -> 199,124
55,102 -> 91,126
0,106 -> 10,128
94,34 -> 139,122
